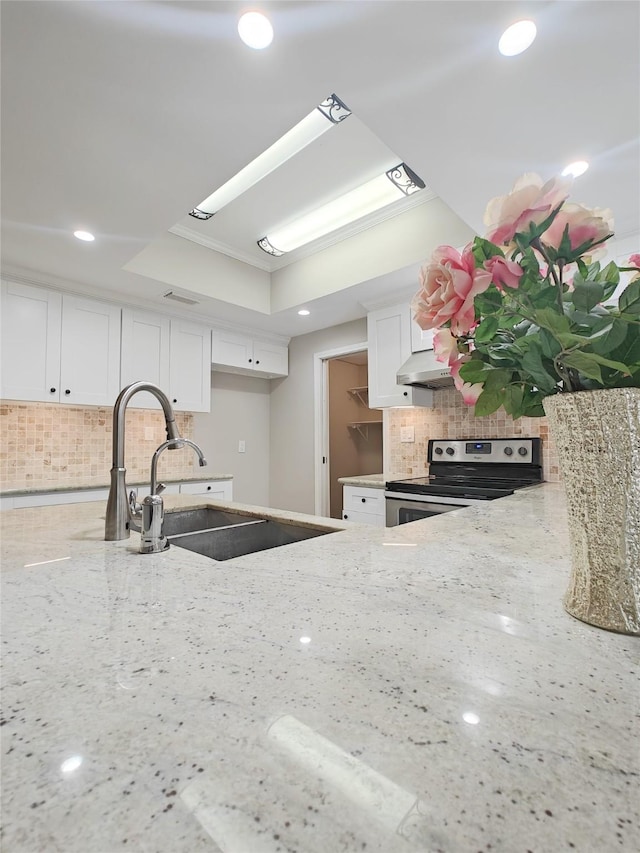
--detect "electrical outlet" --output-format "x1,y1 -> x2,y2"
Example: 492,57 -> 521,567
400,426 -> 415,443
238,440 -> 246,453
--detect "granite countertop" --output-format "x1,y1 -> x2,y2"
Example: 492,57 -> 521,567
337,473 -> 386,488
1,487 -> 638,852
0,470 -> 233,498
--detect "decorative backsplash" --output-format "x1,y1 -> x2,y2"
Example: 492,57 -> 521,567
0,401 -> 195,490
388,386 -> 559,481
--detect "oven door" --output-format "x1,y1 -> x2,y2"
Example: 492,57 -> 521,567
384,492 -> 474,527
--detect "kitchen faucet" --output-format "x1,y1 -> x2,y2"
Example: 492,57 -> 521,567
105,381 -> 183,541
139,437 -> 207,554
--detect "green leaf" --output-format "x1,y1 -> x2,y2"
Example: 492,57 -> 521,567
571,280 -> 605,312
473,316 -> 500,343
538,328 -> 562,359
590,318 -> 629,355
520,345 -> 559,392
619,279 -> 640,315
482,368 -> 511,392
560,351 -> 603,381
472,237 -> 504,266
473,388 -> 504,416
458,358 -> 490,383
474,287 -> 504,316
532,307 -> 571,335
503,383 -> 524,416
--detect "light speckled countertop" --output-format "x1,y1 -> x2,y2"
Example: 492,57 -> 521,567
337,473 -> 386,488
1,487 -> 638,852
0,470 -> 233,498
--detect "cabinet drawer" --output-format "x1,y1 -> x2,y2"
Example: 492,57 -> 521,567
179,480 -> 233,500
342,486 -> 384,515
341,508 -> 385,526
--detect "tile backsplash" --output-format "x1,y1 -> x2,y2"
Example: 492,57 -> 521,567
0,401 -> 196,491
388,386 -> 558,481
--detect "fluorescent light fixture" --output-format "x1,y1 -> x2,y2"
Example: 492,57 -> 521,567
238,12 -> 273,49
498,20 -> 537,56
258,163 -> 425,255
189,94 -> 351,220
73,230 -> 95,242
298,309 -> 310,316
562,160 -> 589,178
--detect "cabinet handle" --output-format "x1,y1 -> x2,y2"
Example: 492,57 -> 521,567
50,387 -> 56,393
65,389 -> 71,395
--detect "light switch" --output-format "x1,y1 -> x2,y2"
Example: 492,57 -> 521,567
238,440 -> 246,453
400,426 -> 415,443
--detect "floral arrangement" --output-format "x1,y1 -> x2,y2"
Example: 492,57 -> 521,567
412,173 -> 640,418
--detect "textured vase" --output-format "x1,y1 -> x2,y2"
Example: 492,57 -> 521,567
542,388 -> 640,635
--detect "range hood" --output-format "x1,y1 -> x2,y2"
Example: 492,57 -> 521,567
396,349 -> 454,389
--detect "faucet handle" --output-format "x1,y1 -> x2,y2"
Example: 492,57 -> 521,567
128,490 -> 142,517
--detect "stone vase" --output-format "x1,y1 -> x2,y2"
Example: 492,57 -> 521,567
542,388 -> 640,635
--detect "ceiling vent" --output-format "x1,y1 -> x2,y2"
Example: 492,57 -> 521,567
163,290 -> 199,305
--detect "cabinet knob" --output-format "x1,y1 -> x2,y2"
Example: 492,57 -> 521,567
50,387 -> 56,393
256,360 -> 260,364
173,399 -> 177,404
248,358 -> 252,363
361,497 -> 366,503
64,389 -> 71,395
403,391 -> 408,397
343,513 -> 348,519
207,485 -> 211,491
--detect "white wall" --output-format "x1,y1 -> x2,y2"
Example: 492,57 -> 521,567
269,318 -> 368,514
193,371 -> 271,506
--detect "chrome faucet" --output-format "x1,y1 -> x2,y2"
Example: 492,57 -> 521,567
105,382 -> 182,541
139,437 -> 207,554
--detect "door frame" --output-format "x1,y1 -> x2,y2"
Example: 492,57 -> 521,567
313,341 -> 369,517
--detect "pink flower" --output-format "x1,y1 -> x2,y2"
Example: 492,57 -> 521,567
485,255 -> 524,290
628,253 -> 640,269
483,173 -> 572,246
412,244 -> 491,335
540,203 -> 613,258
433,328 -> 460,365
450,358 -> 483,406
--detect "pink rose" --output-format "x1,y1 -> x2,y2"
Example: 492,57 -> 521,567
450,358 -> 483,406
540,203 -> 613,257
628,253 -> 640,268
484,255 -> 524,290
413,244 -> 491,335
433,328 -> 460,365
483,173 -> 572,246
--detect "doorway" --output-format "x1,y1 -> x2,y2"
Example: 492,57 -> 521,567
314,343 -> 384,518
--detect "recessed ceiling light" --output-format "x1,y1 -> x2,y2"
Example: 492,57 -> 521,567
238,11 -> 273,49
498,20 -> 537,56
561,160 -> 589,178
298,309 -> 310,316
73,230 -> 95,242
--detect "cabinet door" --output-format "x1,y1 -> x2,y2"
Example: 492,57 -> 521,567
59,295 -> 121,406
169,319 -> 211,412
179,480 -> 233,500
211,329 -> 253,371
367,304 -> 414,407
411,322 -> 435,353
252,340 -> 288,377
1,280 -> 62,402
121,309 -> 171,409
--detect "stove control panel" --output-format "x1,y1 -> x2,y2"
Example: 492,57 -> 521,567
429,438 -> 540,464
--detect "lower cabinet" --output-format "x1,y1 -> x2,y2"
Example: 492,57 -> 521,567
341,485 -> 386,526
178,480 -> 233,501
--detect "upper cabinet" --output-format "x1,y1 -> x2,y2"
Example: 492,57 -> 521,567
367,303 -> 433,408
121,310 -> 210,412
1,281 -> 120,406
211,329 -> 288,379
411,322 -> 435,353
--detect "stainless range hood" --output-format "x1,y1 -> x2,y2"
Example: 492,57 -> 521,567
396,350 -> 453,389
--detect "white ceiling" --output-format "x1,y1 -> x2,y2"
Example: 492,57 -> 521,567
2,0 -> 638,340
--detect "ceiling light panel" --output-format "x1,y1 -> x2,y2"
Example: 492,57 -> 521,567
190,94 -> 351,220
259,163 -> 425,255
498,20 -> 537,56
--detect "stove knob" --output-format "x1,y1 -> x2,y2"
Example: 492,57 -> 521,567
434,447 -> 444,455
504,447 -> 513,457
446,447 -> 455,456
518,446 -> 528,457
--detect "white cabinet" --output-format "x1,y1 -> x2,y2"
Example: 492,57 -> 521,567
342,485 -> 385,526
1,281 -> 121,406
169,319 -> 211,412
211,329 -> 288,378
120,309 -> 171,409
121,311 -> 210,412
179,479 -> 233,501
367,303 -> 433,408
411,323 -> 435,353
